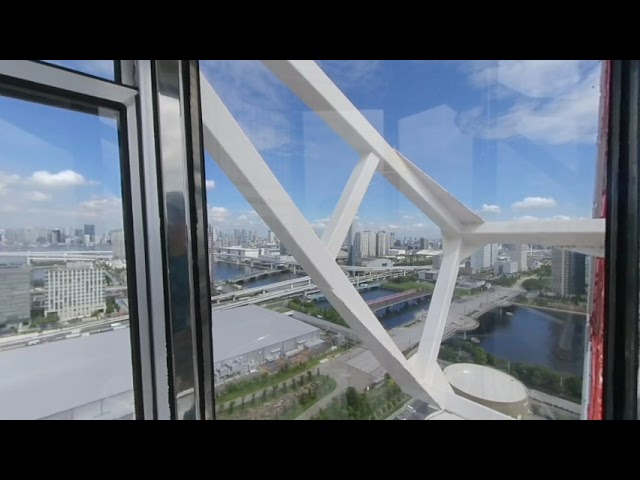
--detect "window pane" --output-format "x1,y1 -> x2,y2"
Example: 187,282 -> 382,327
40,60 -> 115,81
200,60 -> 604,420
0,92 -> 134,419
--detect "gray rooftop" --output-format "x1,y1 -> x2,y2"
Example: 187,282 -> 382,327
0,305 -> 319,419
0,329 -> 133,420
212,305 -> 319,363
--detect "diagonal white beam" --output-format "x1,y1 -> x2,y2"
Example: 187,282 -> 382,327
461,219 -> 605,253
199,73 -> 444,408
412,235 -> 469,383
262,60 -> 482,235
322,152 -> 379,258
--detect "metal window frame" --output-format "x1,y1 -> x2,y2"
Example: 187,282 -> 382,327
603,60 -> 640,420
0,60 -> 166,420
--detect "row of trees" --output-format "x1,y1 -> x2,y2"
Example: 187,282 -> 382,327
287,298 -> 349,328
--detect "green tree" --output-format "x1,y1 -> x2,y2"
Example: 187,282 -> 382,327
471,347 -> 488,365
262,389 -> 267,402
229,400 -> 235,414
307,370 -> 312,381
271,385 -> 277,397
251,393 -> 256,405
317,367 -> 320,376
565,376 -> 582,400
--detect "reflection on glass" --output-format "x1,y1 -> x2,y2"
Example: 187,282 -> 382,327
201,60 -> 601,420
0,93 -> 133,419
40,60 -> 115,81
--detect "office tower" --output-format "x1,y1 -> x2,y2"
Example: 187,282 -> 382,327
376,231 -> 390,257
470,243 -> 499,273
552,248 -> 586,297
0,263 -> 31,327
46,262 -> 105,321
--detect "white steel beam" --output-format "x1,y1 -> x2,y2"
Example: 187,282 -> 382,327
199,73 -> 442,408
411,236 -> 469,383
461,219 -> 605,252
322,152 -> 380,258
262,60 -> 481,235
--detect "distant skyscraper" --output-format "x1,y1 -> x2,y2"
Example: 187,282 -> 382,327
111,230 -> 126,260
0,263 -> 31,327
389,232 -> 396,247
84,224 -> 95,237
280,241 -> 289,256
470,243 -> 499,273
346,221 -> 359,266
515,244 -> 528,272
267,230 -> 275,243
46,262 -> 105,321
419,237 -> 428,250
552,248 -> 586,297
52,229 -> 62,245
376,231 -> 390,257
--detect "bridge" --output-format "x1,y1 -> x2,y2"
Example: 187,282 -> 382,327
211,272 -> 403,311
367,289 -> 432,313
230,269 -> 291,284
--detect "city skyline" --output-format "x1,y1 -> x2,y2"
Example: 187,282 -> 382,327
0,60 -> 601,238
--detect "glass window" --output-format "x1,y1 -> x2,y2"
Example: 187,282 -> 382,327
40,60 -> 115,81
0,89 -> 134,419
200,60 -> 604,420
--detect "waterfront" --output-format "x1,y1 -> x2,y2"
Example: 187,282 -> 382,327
212,261 -> 302,287
470,305 -> 586,377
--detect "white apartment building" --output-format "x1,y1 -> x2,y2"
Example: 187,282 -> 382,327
470,243 -> 499,273
46,262 -> 105,321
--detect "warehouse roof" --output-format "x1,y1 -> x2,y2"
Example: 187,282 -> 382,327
0,305 -> 320,419
212,305 -> 319,363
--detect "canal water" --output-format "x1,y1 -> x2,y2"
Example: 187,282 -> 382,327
470,306 -> 587,377
212,261 -> 302,288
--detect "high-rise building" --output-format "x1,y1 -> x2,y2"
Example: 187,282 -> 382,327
346,222 -> 358,266
267,230 -> 275,243
52,229 -> 62,245
389,232 -> 396,247
470,243 -> 499,273
46,262 -> 105,321
359,230 -> 372,257
111,230 -> 126,260
84,224 -> 95,237
280,241 -> 289,256
0,263 -> 31,327
419,237 -> 428,250
552,248 -> 586,297
515,244 -> 528,272
376,231 -> 390,257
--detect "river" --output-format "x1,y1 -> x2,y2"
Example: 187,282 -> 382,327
470,306 -> 587,377
212,261 -> 302,288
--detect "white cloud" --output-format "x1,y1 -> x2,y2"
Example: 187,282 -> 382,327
237,214 -> 249,221
28,170 -> 90,189
81,197 -> 122,210
27,191 -> 52,202
402,215 -> 413,220
205,179 -> 216,190
514,214 -> 579,222
480,203 -> 502,213
512,196 -> 557,210
458,60 -> 601,144
412,223 -> 425,228
209,206 -> 232,222
317,60 -> 383,91
200,60 -> 293,153
0,171 -> 20,195
387,224 -> 400,229
310,221 -> 327,229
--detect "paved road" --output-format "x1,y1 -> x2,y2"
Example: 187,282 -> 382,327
529,389 -> 581,415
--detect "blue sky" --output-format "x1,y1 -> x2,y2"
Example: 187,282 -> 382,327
0,60 -> 601,238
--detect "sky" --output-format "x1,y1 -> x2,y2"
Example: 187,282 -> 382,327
0,60 -> 602,239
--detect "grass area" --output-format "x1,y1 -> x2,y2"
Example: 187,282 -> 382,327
287,298 -> 349,328
216,346 -> 350,404
218,374 -> 336,420
381,281 -> 434,293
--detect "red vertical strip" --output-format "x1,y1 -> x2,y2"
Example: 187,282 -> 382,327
588,60 -> 611,420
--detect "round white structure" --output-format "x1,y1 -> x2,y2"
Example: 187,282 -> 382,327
444,363 -> 529,419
